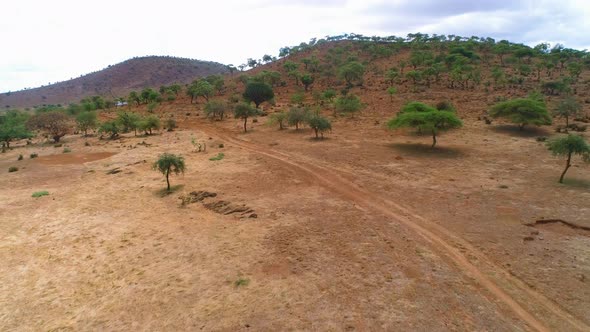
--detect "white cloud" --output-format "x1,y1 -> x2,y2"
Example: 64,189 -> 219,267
1,0 -> 589,92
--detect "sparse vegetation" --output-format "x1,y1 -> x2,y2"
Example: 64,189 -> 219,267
307,114 -> 332,139
234,103 -> 262,133
8,166 -> 18,172
32,191 -> 49,198
76,111 -> 98,136
287,107 -> 309,130
209,153 -> 225,161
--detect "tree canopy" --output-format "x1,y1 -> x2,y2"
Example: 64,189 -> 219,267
546,134 -> 590,183
489,98 -> 551,130
243,81 -> 274,108
387,102 -> 462,147
153,153 -> 185,191
234,103 -> 263,132
0,111 -> 32,148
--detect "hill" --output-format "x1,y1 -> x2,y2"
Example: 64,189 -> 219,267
0,56 -> 229,109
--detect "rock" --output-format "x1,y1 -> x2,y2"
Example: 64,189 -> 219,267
249,213 -> 258,219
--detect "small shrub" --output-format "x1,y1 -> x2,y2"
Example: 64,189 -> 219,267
30,153 -> 38,159
219,144 -> 224,148
63,147 -> 72,153
85,141 -> 91,146
8,166 -> 18,172
32,191 -> 49,198
209,153 -> 225,161
54,143 -> 63,148
234,278 -> 250,287
166,118 -> 177,131
17,154 -> 23,161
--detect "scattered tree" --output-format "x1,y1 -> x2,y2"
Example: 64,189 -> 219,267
489,98 -> 551,130
139,115 -> 161,135
76,111 -> 98,136
153,153 -> 185,191
268,111 -> 288,130
546,134 -> 590,183
387,87 -> 397,102
98,121 -> 120,139
338,61 -> 365,87
301,74 -> 314,91
204,101 -> 227,121
243,81 -> 274,108
307,114 -> 332,138
553,97 -> 582,128
0,111 -> 32,148
234,103 -> 262,132
334,94 -> 363,116
287,107 -> 309,130
387,102 -> 463,147
26,111 -> 72,142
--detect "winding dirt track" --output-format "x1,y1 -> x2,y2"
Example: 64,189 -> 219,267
204,126 -> 589,332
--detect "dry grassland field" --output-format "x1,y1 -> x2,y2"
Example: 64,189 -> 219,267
1,103 -> 589,331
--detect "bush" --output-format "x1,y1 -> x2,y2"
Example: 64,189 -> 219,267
63,147 -> 72,153
209,153 -> 225,161
307,114 -> 332,139
17,154 -> 23,161
8,166 -> 18,172
287,107 -> 309,130
166,118 -> 176,131
32,191 -> 49,198
30,153 -> 38,159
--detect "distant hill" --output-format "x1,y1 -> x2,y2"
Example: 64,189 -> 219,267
0,56 -> 229,108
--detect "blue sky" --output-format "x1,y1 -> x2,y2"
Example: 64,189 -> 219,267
1,0 -> 589,92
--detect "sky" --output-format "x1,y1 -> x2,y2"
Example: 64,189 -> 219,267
1,0 -> 589,92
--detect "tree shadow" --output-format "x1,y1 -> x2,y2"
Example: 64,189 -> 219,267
560,178 -> 590,189
490,125 -> 551,138
307,136 -> 332,142
155,184 -> 185,197
388,142 -> 466,159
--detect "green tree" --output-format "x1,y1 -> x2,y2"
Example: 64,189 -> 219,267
287,107 -> 309,130
153,153 -> 185,191
0,111 -> 32,148
546,134 -> 590,183
98,121 -> 120,139
139,115 -> 161,135
26,111 -> 72,142
243,81 -> 274,108
268,111 -> 287,130
116,111 -> 141,134
234,103 -> 262,132
334,94 -> 363,116
307,114 -> 332,138
338,61 -> 365,87
195,80 -> 214,102
76,111 -> 98,136
387,102 -> 463,147
128,91 -> 141,106
204,101 -> 227,121
322,89 -> 337,102
553,97 -> 582,128
301,74 -> 314,91
290,92 -> 305,105
489,98 -> 551,130
385,68 -> 400,85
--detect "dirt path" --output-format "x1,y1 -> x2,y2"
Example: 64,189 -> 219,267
203,125 -> 589,332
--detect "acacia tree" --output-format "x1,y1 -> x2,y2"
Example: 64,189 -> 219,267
268,111 -> 287,130
546,134 -> 590,183
117,111 -> 142,135
98,121 -> 120,139
195,80 -> 214,102
553,97 -> 582,128
387,102 -> 463,147
286,107 -> 309,130
204,101 -> 227,120
307,114 -> 332,138
153,153 -> 185,191
301,74 -> 314,91
0,111 -> 32,148
76,111 -> 98,136
489,98 -> 551,130
243,81 -> 274,108
26,111 -> 72,142
338,61 -> 365,87
234,103 -> 262,132
334,94 -> 363,117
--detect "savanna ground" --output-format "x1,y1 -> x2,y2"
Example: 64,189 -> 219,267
1,101 -> 589,331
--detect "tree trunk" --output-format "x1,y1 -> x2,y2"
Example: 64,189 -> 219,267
519,123 -> 525,131
5,141 -> 10,148
243,117 -> 248,132
559,152 -> 572,183
431,130 -> 437,148
53,135 -> 61,142
565,116 -> 569,128
166,168 -> 171,191
314,128 -> 319,138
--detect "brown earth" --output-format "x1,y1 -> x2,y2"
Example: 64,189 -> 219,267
1,105 -> 589,331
